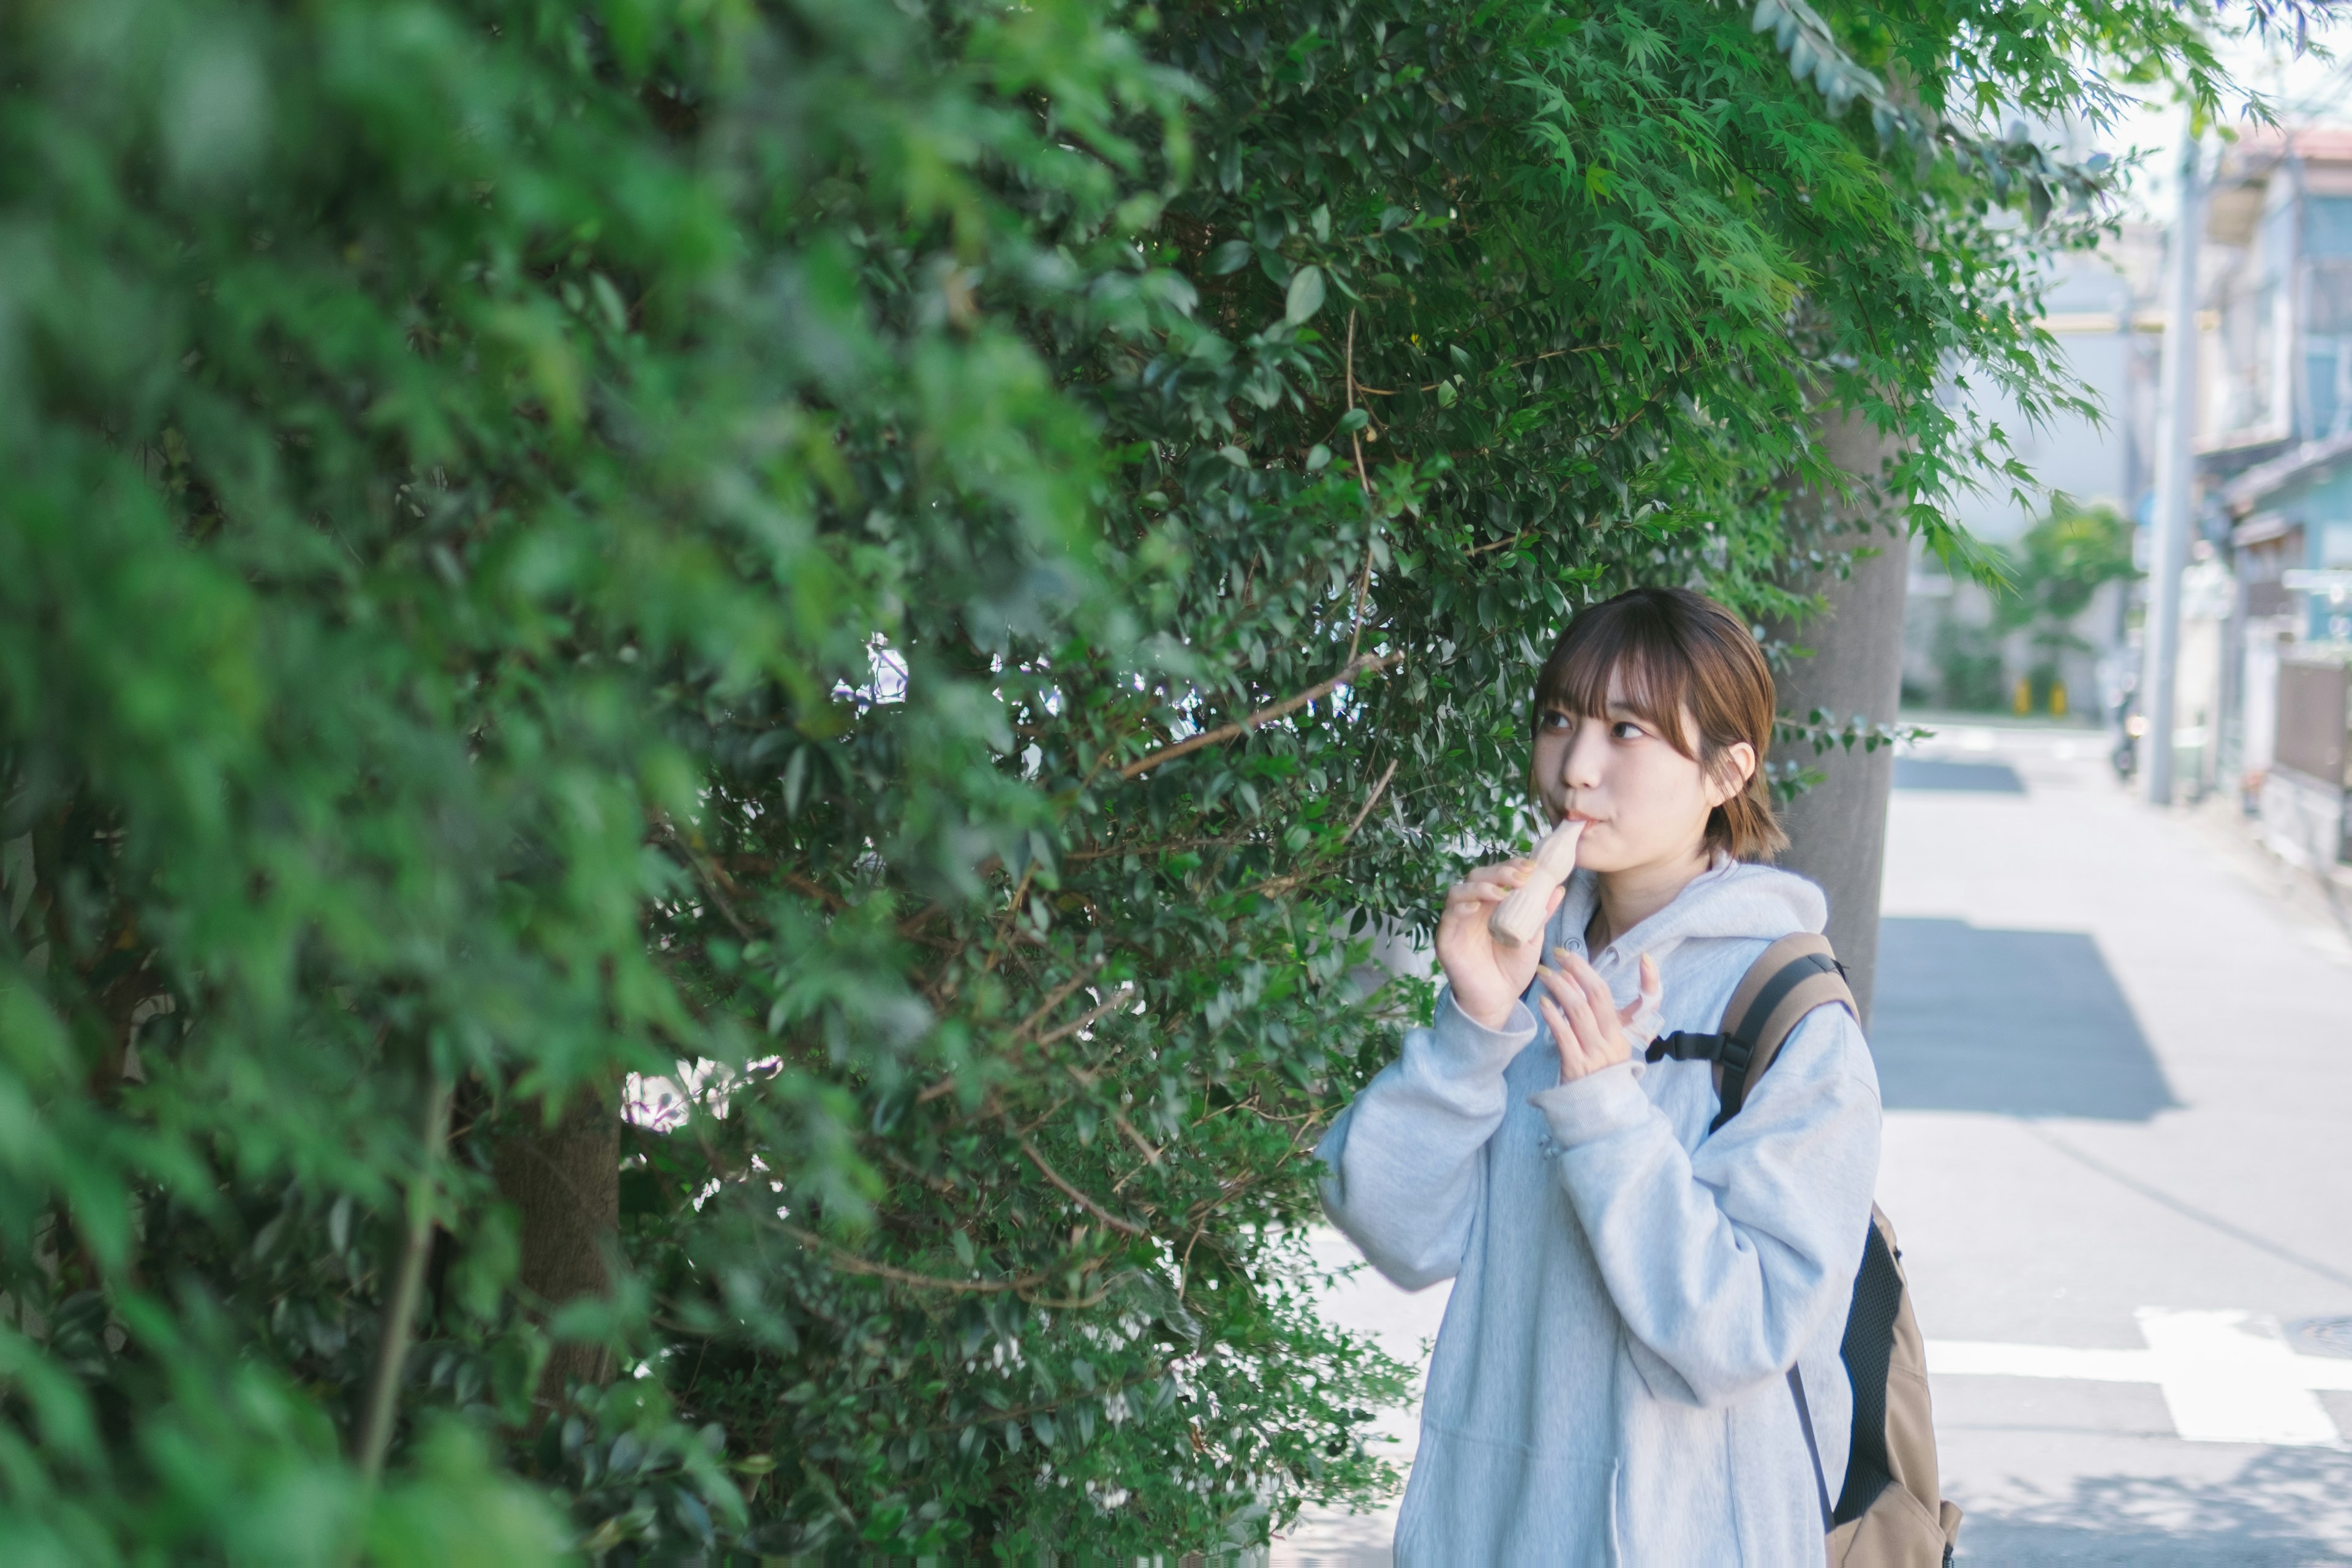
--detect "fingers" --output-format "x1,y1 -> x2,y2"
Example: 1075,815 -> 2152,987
1444,859 -> 1532,912
1617,951 -> 1664,1044
1613,952 -> 1662,1023
1535,958 -> 1604,1044
1537,949 -> 1646,1006
1536,986 -> 1613,1082
1540,948 -> 1634,1082
1558,950 -> 1616,1016
1534,980 -> 1590,1055
1530,958 -> 1581,1017
1536,992 -> 1580,1066
1443,879 -> 1507,915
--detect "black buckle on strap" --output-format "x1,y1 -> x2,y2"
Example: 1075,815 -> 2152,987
1645,1029 -> 1758,1073
1717,1034 -> 1755,1075
1645,1030 -> 1721,1065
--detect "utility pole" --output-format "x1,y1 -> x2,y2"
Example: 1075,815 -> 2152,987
2143,116 -> 2204,806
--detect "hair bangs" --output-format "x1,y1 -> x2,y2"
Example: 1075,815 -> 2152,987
1532,607 -> 1698,759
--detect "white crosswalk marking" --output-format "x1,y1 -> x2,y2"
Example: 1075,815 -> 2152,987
1928,1309 -> 2352,1447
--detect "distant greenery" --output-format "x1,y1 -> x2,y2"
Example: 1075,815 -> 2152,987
1923,612 -> 2015,712
1997,498 -> 2142,673
1920,497 -> 2139,711
0,0 -> 2272,1559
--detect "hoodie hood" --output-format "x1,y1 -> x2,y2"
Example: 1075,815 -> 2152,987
1547,851 -> 1828,966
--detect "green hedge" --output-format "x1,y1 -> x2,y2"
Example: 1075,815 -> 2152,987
0,0 -> 2257,1558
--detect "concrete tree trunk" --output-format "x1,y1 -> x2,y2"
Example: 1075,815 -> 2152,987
1769,410 -> 1909,1028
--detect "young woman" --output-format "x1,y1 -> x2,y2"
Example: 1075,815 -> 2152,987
1318,587 -> 1882,1565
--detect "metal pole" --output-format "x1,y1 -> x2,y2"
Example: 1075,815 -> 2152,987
2143,117 -> 2204,805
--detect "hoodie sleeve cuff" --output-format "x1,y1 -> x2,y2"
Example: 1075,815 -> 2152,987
1528,1060 -> 1651,1145
1426,987 -> 1537,1076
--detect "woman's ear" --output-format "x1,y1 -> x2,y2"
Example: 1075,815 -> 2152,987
1704,741 -> 1758,809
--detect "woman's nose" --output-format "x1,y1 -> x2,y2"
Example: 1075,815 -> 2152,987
1559,721 -> 1606,788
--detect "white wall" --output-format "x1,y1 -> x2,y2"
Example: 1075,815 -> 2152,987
1942,257 -> 2144,545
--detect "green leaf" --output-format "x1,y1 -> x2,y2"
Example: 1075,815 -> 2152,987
1284,265 -> 1326,325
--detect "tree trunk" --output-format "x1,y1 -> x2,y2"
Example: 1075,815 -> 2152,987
1769,410 -> 1909,1028
494,1087 -> 620,1404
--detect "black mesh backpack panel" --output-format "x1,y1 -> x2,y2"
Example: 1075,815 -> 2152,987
1831,1219 -> 1904,1525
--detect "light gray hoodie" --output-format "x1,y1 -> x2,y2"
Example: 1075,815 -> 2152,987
1317,857 -> 1882,1566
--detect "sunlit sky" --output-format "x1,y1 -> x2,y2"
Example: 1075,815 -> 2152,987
2103,19 -> 2352,227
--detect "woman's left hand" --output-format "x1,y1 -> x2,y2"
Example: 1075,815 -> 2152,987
1536,950 -> 1660,1084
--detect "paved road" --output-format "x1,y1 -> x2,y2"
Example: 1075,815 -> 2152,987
1274,723 -> 2352,1566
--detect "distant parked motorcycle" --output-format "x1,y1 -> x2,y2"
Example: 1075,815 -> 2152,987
2110,689 -> 2143,783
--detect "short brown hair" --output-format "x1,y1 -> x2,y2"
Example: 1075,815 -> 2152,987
1530,586 -> 1786,861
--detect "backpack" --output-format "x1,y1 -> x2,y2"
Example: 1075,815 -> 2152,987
1645,933 -> 1965,1568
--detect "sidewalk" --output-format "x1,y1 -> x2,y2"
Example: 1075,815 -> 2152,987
1273,724 -> 2352,1566
1876,723 -> 2352,1564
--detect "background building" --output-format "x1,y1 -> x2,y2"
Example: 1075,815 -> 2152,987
1908,124 -> 2352,872
2205,129 -> 2352,864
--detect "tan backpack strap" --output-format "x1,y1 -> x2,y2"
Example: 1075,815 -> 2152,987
1727,933 -> 1858,1107
1646,933 -> 1857,1132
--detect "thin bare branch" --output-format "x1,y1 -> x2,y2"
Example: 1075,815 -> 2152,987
780,1223 -> 1047,1294
979,861 -> 1039,976
1107,1111 -> 1172,1194
1109,1112 -> 1164,1186
1120,650 -> 1400,779
1033,987 -> 1131,1050
1346,547 -> 1376,664
1344,758 -> 1401,842
1240,756 -> 1399,900
356,1079 -> 450,1485
1344,309 -> 1374,499
914,967 -> 1118,1105
652,819 -> 758,939
1343,309 -> 1380,660
1020,1139 -> 1148,1237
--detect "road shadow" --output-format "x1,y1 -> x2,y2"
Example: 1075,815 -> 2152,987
1871,919 -> 2177,1121
1956,1447 -> 2352,1564
1895,758 -> 2028,793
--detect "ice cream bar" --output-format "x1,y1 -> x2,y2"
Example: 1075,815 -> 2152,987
1488,817 -> 1583,948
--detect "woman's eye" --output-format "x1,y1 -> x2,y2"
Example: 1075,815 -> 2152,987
1539,710 -> 1572,731
1610,721 -> 1644,741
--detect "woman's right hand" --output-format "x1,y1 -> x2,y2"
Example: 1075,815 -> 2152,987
1437,862 -> 1566,1031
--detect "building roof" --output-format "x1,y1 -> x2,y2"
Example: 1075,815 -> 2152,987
2206,127 -> 2352,244
2218,429 -> 2352,514
2216,126 -> 2352,176
2233,510 -> 2301,547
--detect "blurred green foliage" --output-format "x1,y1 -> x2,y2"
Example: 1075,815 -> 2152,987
1922,497 -> 2140,711
0,0 -> 2272,1559
1996,497 -> 2142,662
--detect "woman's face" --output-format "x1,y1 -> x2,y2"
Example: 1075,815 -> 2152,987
1531,668 -> 1754,875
